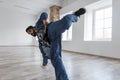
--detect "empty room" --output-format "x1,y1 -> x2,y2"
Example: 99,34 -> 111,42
0,0 -> 120,80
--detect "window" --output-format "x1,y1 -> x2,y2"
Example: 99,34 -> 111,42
93,7 -> 112,40
60,11 -> 73,41
62,24 -> 73,41
84,0 -> 112,41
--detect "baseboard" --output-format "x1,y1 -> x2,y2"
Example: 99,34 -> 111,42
62,50 -> 120,61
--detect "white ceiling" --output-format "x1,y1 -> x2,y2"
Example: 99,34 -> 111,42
0,0 -> 63,15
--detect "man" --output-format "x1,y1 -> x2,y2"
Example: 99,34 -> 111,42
26,8 -> 86,80
26,12 -> 49,66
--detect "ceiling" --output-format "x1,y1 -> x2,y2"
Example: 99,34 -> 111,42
0,0 -> 63,15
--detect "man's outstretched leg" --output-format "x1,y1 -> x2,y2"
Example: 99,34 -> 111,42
48,8 -> 86,80
48,8 -> 86,37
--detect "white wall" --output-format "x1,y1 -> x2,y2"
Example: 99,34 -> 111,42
61,0 -> 120,58
0,7 -> 35,46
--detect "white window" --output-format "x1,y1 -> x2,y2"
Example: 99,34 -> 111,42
84,0 -> 112,41
93,7 -> 112,40
60,11 -> 73,41
62,25 -> 73,41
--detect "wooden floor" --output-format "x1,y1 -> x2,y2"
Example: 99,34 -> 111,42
0,47 -> 120,80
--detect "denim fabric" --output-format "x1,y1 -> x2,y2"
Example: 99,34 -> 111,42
48,14 -> 78,80
39,43 -> 48,65
36,12 -> 48,29
36,12 -> 49,65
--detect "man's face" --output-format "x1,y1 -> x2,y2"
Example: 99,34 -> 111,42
27,28 -> 36,37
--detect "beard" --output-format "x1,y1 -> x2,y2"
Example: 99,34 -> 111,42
32,31 -> 37,37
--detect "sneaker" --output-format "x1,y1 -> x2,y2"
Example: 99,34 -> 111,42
74,8 -> 86,17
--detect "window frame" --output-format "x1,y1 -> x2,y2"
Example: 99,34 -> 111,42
62,24 -> 73,41
92,6 -> 112,41
84,0 -> 112,41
